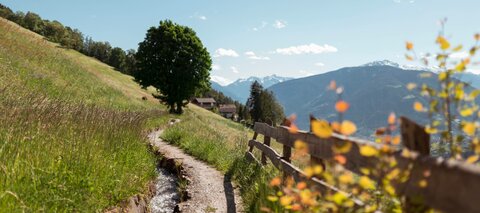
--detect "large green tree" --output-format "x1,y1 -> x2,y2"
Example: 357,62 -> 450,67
134,20 -> 211,114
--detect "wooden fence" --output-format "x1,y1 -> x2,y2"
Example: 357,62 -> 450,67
245,117 -> 480,213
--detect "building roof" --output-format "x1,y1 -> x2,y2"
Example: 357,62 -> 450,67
194,98 -> 216,103
219,104 -> 236,113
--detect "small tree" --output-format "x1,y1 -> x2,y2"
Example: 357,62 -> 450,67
247,81 -> 264,122
124,49 -> 137,75
247,81 -> 285,125
108,47 -> 127,72
134,20 -> 211,114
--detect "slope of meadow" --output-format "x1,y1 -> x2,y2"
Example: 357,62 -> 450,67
0,18 -> 164,211
0,17 -> 266,212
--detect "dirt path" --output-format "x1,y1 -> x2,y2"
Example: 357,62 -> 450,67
148,129 -> 244,213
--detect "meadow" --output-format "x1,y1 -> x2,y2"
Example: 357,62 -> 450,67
0,17 -> 274,212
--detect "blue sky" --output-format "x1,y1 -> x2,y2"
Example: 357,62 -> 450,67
3,0 -> 480,85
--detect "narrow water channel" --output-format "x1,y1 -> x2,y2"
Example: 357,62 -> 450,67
149,167 -> 179,213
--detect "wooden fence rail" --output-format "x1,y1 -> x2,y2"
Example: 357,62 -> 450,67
245,117 -> 480,213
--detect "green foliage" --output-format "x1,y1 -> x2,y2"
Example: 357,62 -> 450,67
406,22 -> 480,159
247,80 -> 285,125
0,18 -> 166,211
0,93 -> 157,211
124,49 -> 137,75
134,20 -> 212,114
109,47 -> 127,72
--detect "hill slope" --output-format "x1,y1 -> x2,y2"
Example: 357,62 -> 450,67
269,61 -> 437,136
0,18 -> 156,109
0,18 -> 164,211
0,17 -> 261,212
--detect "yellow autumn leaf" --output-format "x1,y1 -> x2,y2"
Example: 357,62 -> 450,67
470,90 -> 480,99
475,33 -> 480,41
311,119 -> 333,138
463,122 -> 476,136
406,41 -> 414,50
296,182 -> 307,190
267,195 -> 278,202
436,35 -> 450,50
384,184 -> 396,195
359,176 -> 375,190
270,177 -> 282,187
425,125 -> 438,134
333,142 -> 352,154
438,72 -> 447,81
419,72 -> 432,78
339,173 -> 354,184
313,165 -> 323,174
406,83 -> 417,90
466,155 -> 479,164
413,101 -> 424,112
340,120 -> 357,136
360,145 -> 379,157
418,179 -> 428,188
331,192 -> 347,205
405,54 -> 414,61
392,135 -> 401,145
280,195 -> 294,206
452,45 -> 463,52
460,108 -> 474,117
360,168 -> 370,175
455,61 -> 466,71
304,166 -> 314,178
388,112 -> 396,125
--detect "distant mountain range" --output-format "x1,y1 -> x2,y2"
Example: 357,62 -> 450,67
210,60 -> 480,137
269,60 -> 440,136
211,74 -> 293,103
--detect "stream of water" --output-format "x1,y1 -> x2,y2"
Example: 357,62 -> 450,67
150,167 -> 179,213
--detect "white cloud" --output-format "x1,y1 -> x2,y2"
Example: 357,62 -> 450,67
275,43 -> 338,55
210,75 -> 233,86
273,20 -> 287,29
214,48 -> 239,57
212,64 -> 221,71
244,51 -> 270,60
394,0 -> 415,3
467,68 -> 480,74
253,21 -> 268,31
450,51 -> 469,59
314,62 -> 325,67
190,13 -> 207,21
231,66 -> 239,73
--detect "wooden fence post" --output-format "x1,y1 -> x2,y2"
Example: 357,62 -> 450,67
309,115 -> 326,170
400,116 -> 430,155
400,116 -> 430,212
261,120 -> 272,165
248,131 -> 258,153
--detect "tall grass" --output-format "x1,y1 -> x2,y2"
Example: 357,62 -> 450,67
161,105 -> 281,211
0,90 -> 158,211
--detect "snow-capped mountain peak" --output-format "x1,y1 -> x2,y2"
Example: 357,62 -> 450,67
362,60 -> 401,68
361,60 -> 441,73
230,75 -> 293,88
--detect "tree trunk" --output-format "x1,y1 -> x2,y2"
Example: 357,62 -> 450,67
175,101 -> 183,114
169,103 -> 175,114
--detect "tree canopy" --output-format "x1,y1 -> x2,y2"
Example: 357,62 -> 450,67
134,20 -> 212,114
246,80 -> 285,125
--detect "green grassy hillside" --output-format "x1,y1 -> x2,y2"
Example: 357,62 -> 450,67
0,18 -> 164,211
0,17 -> 275,212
